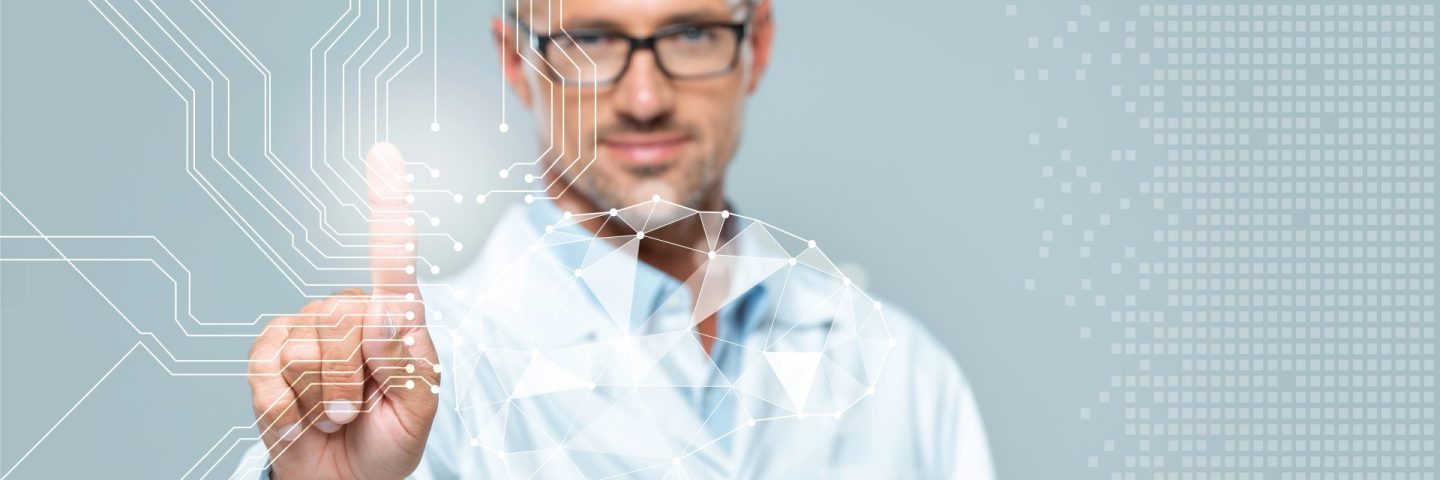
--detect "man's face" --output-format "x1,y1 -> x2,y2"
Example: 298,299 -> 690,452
499,0 -> 772,218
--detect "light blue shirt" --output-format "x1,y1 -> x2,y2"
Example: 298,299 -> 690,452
239,201 -> 994,479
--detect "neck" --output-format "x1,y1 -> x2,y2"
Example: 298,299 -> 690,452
546,176 -> 732,355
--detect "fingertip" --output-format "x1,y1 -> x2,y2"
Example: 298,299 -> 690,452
368,141 -> 401,159
366,142 -> 409,203
367,142 -> 404,178
316,419 -> 341,434
326,400 -> 360,424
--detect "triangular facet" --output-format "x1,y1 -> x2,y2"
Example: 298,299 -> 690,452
763,351 -> 823,413
581,237 -> 640,329
512,354 -> 591,398
698,212 -> 726,251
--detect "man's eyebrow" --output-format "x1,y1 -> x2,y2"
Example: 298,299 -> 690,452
555,8 -> 740,33
657,9 -> 741,26
555,18 -> 625,31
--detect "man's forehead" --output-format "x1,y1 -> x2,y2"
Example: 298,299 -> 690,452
512,0 -> 748,32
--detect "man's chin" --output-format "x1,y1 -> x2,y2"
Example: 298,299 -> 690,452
616,178 -> 697,225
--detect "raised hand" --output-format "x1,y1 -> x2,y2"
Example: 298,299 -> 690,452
247,142 -> 441,480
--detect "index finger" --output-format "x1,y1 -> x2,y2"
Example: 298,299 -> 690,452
366,141 -> 419,298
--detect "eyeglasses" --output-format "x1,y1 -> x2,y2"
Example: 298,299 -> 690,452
525,22 -> 748,87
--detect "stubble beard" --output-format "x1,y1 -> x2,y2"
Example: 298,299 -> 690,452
571,160 -> 714,227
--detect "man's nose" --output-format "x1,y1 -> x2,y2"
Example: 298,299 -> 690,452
610,49 -> 675,125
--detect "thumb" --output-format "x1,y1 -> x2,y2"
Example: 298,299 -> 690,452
362,295 -> 440,419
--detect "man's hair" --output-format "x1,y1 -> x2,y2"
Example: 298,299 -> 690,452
503,0 -> 756,18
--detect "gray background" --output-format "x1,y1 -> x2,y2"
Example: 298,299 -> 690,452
2,0 -> 1437,479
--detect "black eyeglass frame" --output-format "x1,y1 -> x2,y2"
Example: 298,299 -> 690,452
521,21 -> 750,87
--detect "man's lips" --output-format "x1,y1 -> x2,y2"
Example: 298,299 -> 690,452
600,134 -> 689,167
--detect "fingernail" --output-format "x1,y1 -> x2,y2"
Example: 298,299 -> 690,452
326,400 -> 360,424
315,419 -> 341,433
277,423 -> 301,442
385,316 -> 397,339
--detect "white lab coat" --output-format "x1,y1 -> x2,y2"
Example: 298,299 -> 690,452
239,204 -> 994,479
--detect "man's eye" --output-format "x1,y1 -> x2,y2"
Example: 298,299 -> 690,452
675,26 -> 715,42
573,34 -> 607,45
555,33 -> 613,50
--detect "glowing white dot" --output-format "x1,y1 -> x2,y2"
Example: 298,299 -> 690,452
405,364 -> 415,373
498,169 -> 509,179
475,194 -> 487,204
470,438 -> 481,447
405,242 -> 416,252
873,301 -> 883,311
498,123 -> 509,133
405,380 -> 415,389
403,336 -> 415,346
405,292 -> 416,301
587,382 -> 596,390
524,195 -> 534,204
545,225 -> 554,233
866,387 -> 875,395
430,385 -> 440,394
788,257 -> 797,266
404,194 -> 416,204
651,194 -> 661,202
608,208 -> 618,216
530,349 -> 540,358
453,242 -> 464,252
430,217 -> 441,227
842,277 -> 852,286
833,412 -> 843,419
452,194 -> 463,203
405,311 -> 416,321
430,122 -> 440,132
573,268 -> 584,278
808,240 -> 817,249
405,265 -> 416,275
707,251 -> 716,260
405,173 -> 416,183
432,363 -> 442,373
721,210 -> 730,219
430,265 -> 441,275
889,337 -> 898,347
431,169 -> 441,178
671,458 -> 681,466
746,419 -> 757,427
636,231 -> 645,240
562,211 -> 572,219
405,216 -> 416,226
523,174 -> 534,183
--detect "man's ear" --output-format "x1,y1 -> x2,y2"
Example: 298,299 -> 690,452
493,16 -> 534,109
745,0 -> 775,95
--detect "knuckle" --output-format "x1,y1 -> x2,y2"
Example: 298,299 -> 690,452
298,300 -> 320,315
248,318 -> 287,361
285,341 -> 319,363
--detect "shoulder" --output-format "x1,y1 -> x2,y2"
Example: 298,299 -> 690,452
865,300 -> 986,438
877,303 -> 970,387
868,302 -> 995,478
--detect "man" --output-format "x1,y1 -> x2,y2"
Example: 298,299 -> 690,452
239,0 -> 993,478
